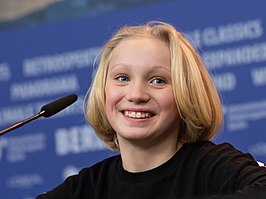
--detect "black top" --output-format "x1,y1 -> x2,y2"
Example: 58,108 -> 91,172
37,141 -> 266,199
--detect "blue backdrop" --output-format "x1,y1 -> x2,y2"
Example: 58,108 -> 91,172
1,0 -> 266,198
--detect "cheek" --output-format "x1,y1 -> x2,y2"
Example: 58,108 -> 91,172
105,84 -> 121,113
104,85 -> 123,129
158,91 -> 179,117
157,90 -> 176,108
158,91 -> 180,121
105,85 -> 113,112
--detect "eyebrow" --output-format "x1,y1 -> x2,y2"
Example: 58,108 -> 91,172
109,63 -> 171,72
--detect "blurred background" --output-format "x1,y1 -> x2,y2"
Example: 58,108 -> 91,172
1,0 -> 266,198
0,0 -> 164,31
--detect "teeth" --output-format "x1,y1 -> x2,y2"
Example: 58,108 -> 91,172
124,111 -> 152,118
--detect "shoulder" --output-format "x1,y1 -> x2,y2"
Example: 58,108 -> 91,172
182,141 -> 258,171
185,140 -> 251,157
71,154 -> 120,187
38,155 -> 120,199
79,155 -> 120,176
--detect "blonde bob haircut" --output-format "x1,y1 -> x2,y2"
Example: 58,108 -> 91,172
85,21 -> 223,151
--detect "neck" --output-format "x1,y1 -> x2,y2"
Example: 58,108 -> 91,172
119,138 -> 182,173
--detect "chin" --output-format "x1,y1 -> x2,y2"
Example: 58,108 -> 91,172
125,133 -> 157,143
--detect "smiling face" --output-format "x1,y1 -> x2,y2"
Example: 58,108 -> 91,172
105,37 -> 180,147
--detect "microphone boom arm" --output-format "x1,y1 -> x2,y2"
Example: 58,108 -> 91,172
0,110 -> 45,136
0,93 -> 78,136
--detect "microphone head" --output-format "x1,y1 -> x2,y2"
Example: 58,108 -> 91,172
40,94 -> 78,118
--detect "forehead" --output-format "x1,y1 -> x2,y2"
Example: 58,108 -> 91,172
106,37 -> 171,78
110,37 -> 170,63
115,36 -> 168,50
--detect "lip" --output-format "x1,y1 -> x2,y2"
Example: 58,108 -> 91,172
120,108 -> 155,119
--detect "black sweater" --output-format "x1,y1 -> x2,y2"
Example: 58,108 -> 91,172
37,141 -> 266,199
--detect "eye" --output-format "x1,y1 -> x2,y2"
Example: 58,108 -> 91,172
115,74 -> 130,82
151,77 -> 166,85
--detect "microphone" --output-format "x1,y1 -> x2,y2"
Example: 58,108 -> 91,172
41,94 -> 78,117
0,94 -> 78,136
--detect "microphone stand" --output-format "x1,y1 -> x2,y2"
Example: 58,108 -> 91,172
0,93 -> 78,137
0,110 -> 45,136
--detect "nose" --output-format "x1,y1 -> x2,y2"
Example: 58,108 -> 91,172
126,81 -> 150,104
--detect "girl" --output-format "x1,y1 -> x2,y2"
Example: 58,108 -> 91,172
37,21 -> 266,199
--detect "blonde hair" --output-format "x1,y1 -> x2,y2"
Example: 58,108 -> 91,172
85,21 -> 223,151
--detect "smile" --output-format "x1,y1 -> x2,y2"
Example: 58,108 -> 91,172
123,111 -> 152,118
